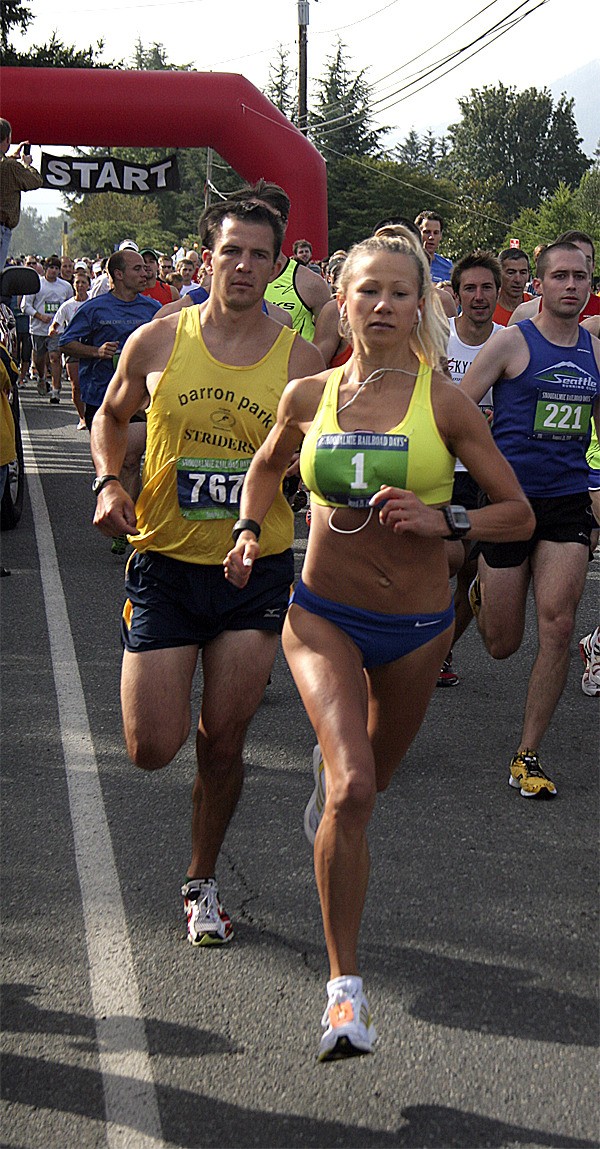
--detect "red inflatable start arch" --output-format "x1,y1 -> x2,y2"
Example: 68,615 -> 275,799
1,67 -> 328,257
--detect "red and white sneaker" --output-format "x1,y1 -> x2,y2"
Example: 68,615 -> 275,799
181,878 -> 233,946
436,650 -> 459,687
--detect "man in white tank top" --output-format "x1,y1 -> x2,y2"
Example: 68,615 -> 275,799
437,249 -> 503,686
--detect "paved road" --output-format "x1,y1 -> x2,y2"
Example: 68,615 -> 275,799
1,389 -> 598,1149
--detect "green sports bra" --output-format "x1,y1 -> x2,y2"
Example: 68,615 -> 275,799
299,362 -> 455,508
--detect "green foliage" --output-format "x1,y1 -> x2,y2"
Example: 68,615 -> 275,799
10,206 -> 68,257
575,168 -> 600,243
0,0 -> 32,54
446,83 -> 590,218
2,29 -> 119,67
310,41 -> 384,161
68,191 -> 163,257
324,156 -> 457,252
508,168 -> 600,272
265,44 -> 297,123
442,175 -> 508,260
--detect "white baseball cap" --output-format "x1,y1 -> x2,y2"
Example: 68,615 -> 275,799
118,239 -> 139,252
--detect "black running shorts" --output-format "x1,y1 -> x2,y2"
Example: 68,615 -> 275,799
121,548 -> 294,652
478,492 -> 593,568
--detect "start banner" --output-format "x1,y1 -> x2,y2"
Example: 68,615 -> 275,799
41,153 -> 180,194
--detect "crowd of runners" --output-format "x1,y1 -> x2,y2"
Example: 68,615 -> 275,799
2,134 -> 599,1061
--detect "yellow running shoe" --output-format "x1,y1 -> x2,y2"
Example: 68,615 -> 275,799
509,750 -> 557,798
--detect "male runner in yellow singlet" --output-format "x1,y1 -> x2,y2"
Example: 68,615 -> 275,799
91,198 -> 323,946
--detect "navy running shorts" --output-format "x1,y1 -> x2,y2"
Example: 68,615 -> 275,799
121,548 -> 294,653
290,579 -> 454,670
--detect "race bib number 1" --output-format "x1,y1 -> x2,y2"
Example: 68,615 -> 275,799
532,390 -> 592,441
176,457 -> 249,520
313,432 -> 409,507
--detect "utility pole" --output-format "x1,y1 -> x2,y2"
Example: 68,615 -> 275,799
204,147 -> 213,210
297,0 -> 310,135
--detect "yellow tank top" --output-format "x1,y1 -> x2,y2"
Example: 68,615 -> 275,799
300,362 -> 455,508
132,308 -> 296,563
263,258 -> 316,341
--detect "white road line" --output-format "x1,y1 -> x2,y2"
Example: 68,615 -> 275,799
21,408 -> 164,1149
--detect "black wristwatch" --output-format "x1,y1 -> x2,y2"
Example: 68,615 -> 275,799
441,504 -> 471,540
92,474 -> 120,496
232,518 -> 261,544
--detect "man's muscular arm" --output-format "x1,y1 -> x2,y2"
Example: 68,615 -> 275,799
91,323 -> 166,537
459,325 -> 524,403
295,263 -> 331,323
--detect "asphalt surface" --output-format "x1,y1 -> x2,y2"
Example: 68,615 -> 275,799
1,387 -> 599,1149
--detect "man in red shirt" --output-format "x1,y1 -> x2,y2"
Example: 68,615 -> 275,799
492,249 -> 532,326
140,248 -> 179,305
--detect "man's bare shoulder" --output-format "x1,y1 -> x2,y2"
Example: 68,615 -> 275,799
288,331 -> 326,379
296,262 -> 331,306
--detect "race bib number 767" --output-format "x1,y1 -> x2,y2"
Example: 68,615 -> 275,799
176,457 -> 250,520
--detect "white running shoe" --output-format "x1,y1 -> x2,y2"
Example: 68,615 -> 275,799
304,744 -> 326,845
579,627 -> 600,697
181,878 -> 233,946
318,975 -> 377,1061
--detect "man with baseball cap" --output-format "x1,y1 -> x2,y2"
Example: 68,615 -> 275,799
140,247 -> 179,305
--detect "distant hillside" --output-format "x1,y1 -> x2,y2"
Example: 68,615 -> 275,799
550,59 -> 599,158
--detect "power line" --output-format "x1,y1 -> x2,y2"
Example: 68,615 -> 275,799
316,140 -> 511,229
313,0 -> 506,116
311,0 -> 547,139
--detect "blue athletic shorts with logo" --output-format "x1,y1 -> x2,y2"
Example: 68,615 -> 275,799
290,579 -> 454,670
121,548 -> 294,653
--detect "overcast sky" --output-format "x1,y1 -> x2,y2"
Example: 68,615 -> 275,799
10,0 -> 599,218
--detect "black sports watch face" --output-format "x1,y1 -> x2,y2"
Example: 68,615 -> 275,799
442,504 -> 471,538
447,505 -> 471,531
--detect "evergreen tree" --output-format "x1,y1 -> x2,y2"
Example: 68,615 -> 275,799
508,169 -> 600,272
325,155 -> 457,252
0,0 -> 32,54
131,37 -> 192,71
2,28 -> 118,66
310,41 -> 384,161
265,44 -> 297,123
393,130 -> 424,169
575,167 -> 600,249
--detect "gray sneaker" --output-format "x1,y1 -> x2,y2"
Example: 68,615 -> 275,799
304,744 -> 326,845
